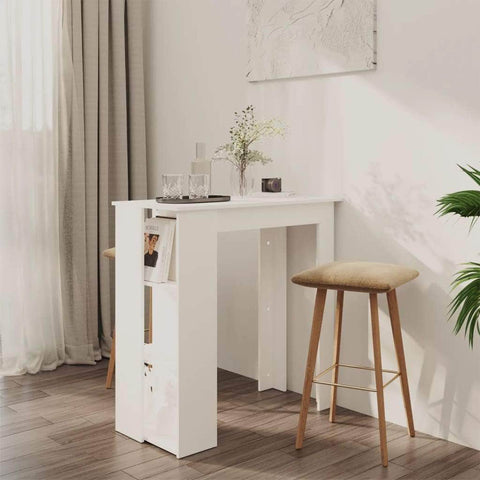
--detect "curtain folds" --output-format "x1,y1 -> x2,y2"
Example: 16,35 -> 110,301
60,0 -> 147,364
0,0 -> 65,375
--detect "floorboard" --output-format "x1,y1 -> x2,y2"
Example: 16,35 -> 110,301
1,361 -> 479,479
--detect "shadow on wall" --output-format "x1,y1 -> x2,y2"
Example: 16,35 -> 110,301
336,171 -> 480,449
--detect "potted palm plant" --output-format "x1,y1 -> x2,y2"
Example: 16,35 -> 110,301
437,165 -> 480,346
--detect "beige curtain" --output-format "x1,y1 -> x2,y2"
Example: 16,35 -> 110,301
59,0 -> 147,364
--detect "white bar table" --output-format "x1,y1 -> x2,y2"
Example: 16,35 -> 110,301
113,196 -> 339,458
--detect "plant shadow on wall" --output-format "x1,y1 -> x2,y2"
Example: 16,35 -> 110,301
341,163 -> 479,444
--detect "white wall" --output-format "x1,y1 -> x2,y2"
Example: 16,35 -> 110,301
143,0 -> 480,450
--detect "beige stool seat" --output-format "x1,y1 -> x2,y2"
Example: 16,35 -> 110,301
103,247 -> 116,259
292,261 -> 419,293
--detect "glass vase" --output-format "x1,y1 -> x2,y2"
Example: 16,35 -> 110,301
230,167 -> 254,197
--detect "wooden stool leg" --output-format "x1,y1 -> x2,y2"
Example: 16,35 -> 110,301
296,289 -> 327,449
105,330 -> 116,389
329,290 -> 344,423
387,289 -> 415,437
370,293 -> 388,467
148,286 -> 153,344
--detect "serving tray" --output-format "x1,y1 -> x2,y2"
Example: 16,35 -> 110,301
156,195 -> 231,204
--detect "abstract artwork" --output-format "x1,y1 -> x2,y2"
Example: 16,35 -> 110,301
247,0 -> 377,82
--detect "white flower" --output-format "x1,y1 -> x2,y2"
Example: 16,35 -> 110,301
213,105 -> 285,172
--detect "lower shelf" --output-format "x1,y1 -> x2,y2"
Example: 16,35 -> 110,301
144,280 -> 177,289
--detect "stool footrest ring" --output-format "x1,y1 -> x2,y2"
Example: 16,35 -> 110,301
313,363 -> 401,392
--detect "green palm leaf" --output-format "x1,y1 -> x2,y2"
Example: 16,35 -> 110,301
459,164 -> 480,187
437,190 -> 480,220
437,165 -> 480,221
449,263 -> 480,347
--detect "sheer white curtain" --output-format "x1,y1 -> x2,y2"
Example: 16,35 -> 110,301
0,0 -> 65,374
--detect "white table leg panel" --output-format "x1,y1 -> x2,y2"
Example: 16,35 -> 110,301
315,204 -> 335,411
115,206 -> 145,442
258,227 -> 287,392
176,211 -> 218,458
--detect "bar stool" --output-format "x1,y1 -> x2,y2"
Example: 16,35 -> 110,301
291,261 -> 419,467
102,247 -> 153,389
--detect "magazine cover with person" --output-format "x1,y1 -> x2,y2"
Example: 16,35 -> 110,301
144,217 -> 175,283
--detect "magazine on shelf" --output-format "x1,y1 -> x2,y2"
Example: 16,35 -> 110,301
144,217 -> 176,283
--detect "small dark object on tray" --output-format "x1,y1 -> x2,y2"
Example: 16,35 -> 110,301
262,178 -> 282,193
156,195 -> 231,204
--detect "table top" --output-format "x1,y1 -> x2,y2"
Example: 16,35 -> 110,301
112,195 -> 342,212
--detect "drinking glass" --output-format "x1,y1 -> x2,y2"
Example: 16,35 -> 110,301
189,174 -> 210,199
162,174 -> 184,199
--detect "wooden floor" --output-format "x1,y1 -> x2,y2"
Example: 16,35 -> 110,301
1,361 -> 479,480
